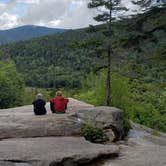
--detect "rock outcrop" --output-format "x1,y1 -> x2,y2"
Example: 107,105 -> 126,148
0,98 -> 166,166
0,114 -> 81,139
0,98 -> 121,166
0,100 -> 124,141
0,98 -> 93,140
102,122 -> 166,166
75,106 -> 125,141
0,137 -> 119,166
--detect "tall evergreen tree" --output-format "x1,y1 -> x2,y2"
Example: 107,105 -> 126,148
88,0 -> 128,106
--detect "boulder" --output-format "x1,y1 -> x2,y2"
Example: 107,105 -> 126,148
75,106 -> 125,141
0,137 -> 119,166
0,114 -> 82,140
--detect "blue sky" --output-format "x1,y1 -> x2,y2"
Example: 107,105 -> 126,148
1,0 -> 10,3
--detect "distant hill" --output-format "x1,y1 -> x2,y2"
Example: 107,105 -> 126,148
0,25 -> 69,44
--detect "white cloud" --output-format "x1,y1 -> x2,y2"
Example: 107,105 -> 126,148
0,12 -> 19,29
37,19 -> 61,27
18,0 -> 98,29
20,0 -> 71,25
57,0 -> 98,29
0,0 -> 149,30
121,0 -> 140,11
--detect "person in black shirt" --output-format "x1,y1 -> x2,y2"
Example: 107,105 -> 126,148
32,93 -> 47,115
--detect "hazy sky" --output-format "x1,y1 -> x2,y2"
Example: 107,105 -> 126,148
0,0 -> 140,30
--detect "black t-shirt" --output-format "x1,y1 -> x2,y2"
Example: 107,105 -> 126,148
32,99 -> 47,115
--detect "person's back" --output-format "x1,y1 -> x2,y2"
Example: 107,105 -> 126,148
32,93 -> 47,115
50,91 -> 69,113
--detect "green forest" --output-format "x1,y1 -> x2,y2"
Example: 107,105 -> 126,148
0,7 -> 165,132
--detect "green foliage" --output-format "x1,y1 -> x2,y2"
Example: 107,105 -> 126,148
81,123 -> 107,143
75,71 -> 131,107
0,7 -> 165,91
0,7 -> 165,132
22,87 -> 51,105
0,60 -> 24,108
75,70 -> 166,133
88,0 -> 128,22
123,117 -> 131,135
74,72 -> 105,106
0,30 -> 102,89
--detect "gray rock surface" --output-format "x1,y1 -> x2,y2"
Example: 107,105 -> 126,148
0,98 -> 166,166
0,98 -> 120,166
0,137 -> 119,166
76,106 -> 124,141
0,98 -> 94,140
100,122 -> 166,166
0,100 -> 124,141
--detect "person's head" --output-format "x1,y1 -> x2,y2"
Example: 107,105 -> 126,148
56,91 -> 62,96
36,93 -> 43,99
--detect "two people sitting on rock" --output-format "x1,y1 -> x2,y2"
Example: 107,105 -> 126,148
32,91 -> 69,115
50,91 -> 69,114
32,93 -> 47,115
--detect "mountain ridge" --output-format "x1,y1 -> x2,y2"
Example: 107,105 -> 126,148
0,25 -> 69,44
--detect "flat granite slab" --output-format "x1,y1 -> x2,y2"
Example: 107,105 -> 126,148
0,137 -> 119,166
0,98 -> 94,140
0,98 -> 94,116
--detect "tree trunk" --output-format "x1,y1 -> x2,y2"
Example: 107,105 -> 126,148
105,0 -> 112,106
105,45 -> 111,106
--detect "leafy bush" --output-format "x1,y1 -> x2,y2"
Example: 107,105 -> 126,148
81,123 -> 108,143
0,61 -> 24,108
75,70 -> 166,133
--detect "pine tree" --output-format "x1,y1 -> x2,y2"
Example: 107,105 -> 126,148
88,0 -> 128,106
132,0 -> 166,8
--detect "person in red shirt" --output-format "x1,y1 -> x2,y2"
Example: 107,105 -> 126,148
50,91 -> 69,114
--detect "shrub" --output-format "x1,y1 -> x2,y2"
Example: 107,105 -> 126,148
0,61 -> 24,108
81,123 -> 108,143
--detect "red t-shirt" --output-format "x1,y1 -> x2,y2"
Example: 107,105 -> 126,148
50,96 -> 69,112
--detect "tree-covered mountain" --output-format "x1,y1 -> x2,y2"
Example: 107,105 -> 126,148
0,29 -> 104,88
0,25 -> 69,44
0,7 -> 165,89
